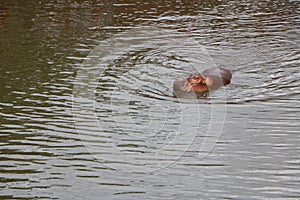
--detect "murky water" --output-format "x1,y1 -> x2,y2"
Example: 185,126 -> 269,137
1,0 -> 300,199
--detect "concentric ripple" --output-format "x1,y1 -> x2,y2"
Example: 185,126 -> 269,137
72,27 -> 228,172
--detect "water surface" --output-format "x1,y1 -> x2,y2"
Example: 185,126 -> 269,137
0,0 -> 299,199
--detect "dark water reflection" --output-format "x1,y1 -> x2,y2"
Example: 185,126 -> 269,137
1,0 -> 300,199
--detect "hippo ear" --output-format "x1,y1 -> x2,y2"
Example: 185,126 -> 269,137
201,67 -> 232,86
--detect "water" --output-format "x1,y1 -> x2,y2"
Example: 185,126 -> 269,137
1,0 -> 300,199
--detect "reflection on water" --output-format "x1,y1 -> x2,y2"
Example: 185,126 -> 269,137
1,0 -> 300,199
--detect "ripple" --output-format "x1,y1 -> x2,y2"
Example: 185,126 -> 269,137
72,26 -> 230,173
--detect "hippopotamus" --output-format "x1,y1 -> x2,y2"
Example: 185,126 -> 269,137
173,67 -> 232,98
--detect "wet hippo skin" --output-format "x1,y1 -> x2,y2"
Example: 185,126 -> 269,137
173,67 -> 232,98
